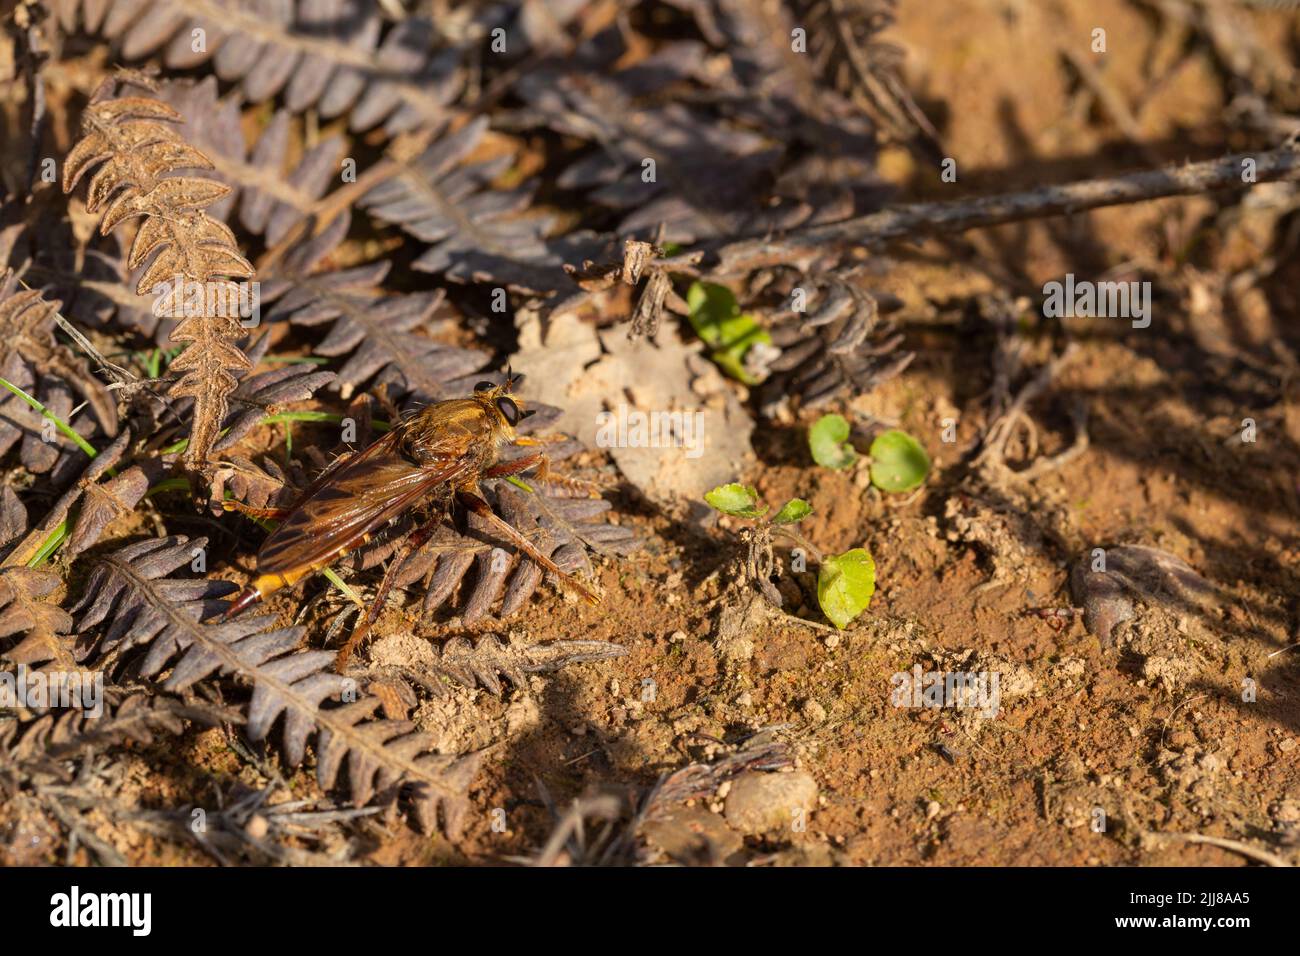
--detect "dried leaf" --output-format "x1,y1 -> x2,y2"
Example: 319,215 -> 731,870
263,218 -> 489,403
430,634 -> 626,697
63,82 -> 254,471
70,534 -> 481,835
359,117 -> 572,293
59,0 -> 520,135
759,272 -> 913,409
0,567 -> 74,667
0,272 -> 118,438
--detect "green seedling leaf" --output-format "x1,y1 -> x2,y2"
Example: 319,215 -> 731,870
808,413 -> 857,469
773,498 -> 812,525
704,483 -> 767,518
686,281 -> 772,385
817,548 -> 876,629
868,429 -> 930,492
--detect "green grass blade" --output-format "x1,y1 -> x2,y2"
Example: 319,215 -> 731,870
0,376 -> 99,459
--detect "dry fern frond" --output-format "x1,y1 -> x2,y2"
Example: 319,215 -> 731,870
64,452 -> 168,558
0,687 -> 233,776
70,535 -> 237,663
0,366 -> 95,478
62,79 -> 255,471
120,782 -> 373,866
513,60 -> 838,246
641,737 -> 794,814
758,271 -> 913,409
358,117 -> 577,293
50,0 -> 498,135
0,687 -> 235,867
0,428 -> 131,569
262,212 -> 489,402
417,634 -> 627,697
787,0 -> 942,161
71,535 -> 483,836
0,276 -> 113,480
0,567 -> 74,668
0,271 -> 118,438
156,77 -> 345,245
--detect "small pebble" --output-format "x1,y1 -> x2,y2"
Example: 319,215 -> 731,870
723,771 -> 819,835
803,700 -> 827,722
244,815 -> 269,840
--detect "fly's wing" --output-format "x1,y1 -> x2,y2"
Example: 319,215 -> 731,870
256,429 -> 473,576
284,401 -> 479,505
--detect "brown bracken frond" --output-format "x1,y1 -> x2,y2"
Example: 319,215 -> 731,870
62,78 -> 255,471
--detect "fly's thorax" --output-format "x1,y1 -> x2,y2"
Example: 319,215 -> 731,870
391,384 -> 526,472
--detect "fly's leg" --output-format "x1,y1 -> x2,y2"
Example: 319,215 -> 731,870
483,451 -> 549,480
222,501 -> 291,521
488,447 -> 603,498
454,487 -> 599,605
334,518 -> 441,672
371,386 -> 403,429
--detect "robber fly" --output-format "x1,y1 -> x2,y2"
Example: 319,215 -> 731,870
223,372 -> 599,668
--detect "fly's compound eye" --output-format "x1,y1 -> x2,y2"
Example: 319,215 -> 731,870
474,381 -> 494,393
495,396 -> 521,425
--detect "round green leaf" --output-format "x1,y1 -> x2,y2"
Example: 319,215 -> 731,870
817,548 -> 876,629
809,414 -> 857,469
868,429 -> 930,492
704,483 -> 767,518
773,498 -> 812,525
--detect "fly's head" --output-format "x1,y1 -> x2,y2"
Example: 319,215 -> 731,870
472,366 -> 535,444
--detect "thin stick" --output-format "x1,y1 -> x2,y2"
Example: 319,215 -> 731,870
710,141 -> 1300,274
1153,831 -> 1292,868
12,276 -> 183,427
1266,641 -> 1300,660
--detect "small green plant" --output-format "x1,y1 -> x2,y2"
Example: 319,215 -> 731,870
705,483 -> 875,629
808,413 -> 856,469
817,549 -> 876,628
704,482 -> 768,518
686,282 -> 772,385
808,416 -> 931,493
868,429 -> 930,492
